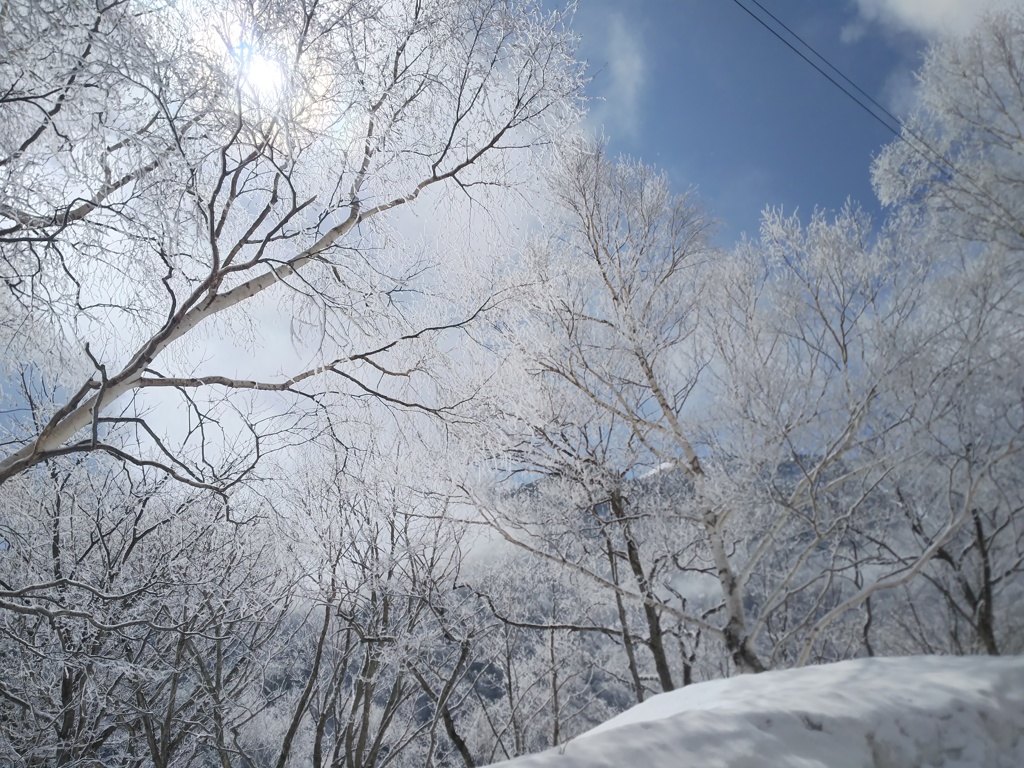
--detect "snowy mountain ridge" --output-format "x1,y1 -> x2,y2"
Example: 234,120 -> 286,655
494,656 -> 1024,768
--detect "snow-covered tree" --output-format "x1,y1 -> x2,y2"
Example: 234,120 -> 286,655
869,7 -> 1024,657
872,7 -> 1024,253
477,132 -> 1024,679
0,0 -> 583,488
0,458 -> 285,765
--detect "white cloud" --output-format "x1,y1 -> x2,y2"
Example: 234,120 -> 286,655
840,19 -> 869,43
849,0 -> 1023,39
879,65 -> 920,117
587,12 -> 646,139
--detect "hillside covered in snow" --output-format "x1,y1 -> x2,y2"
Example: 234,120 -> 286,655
495,656 -> 1024,768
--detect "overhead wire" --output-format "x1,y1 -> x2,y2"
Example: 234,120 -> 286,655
728,0 -> 1024,239
738,0 -> 964,184
744,0 -> 907,137
727,0 -> 902,139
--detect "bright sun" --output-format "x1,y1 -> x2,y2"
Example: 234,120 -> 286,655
243,52 -> 285,101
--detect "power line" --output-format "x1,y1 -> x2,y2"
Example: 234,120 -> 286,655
745,0 -> 908,135
726,0 -> 901,138
729,0 -> 1024,239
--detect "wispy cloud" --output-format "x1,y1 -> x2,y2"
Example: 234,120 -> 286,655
587,12 -> 647,140
847,0 -> 1020,39
879,66 -> 920,118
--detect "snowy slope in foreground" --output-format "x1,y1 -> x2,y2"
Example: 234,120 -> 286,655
495,656 -> 1024,768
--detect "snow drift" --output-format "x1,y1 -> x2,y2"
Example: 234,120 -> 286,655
493,656 -> 1024,768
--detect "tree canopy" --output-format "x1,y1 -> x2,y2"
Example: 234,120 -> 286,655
0,3 -> 1022,766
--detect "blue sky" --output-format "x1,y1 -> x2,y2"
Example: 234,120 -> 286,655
566,0 -> 1018,245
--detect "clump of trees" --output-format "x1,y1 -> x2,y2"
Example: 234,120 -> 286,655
1,2 -> 1022,765
0,0 -> 583,485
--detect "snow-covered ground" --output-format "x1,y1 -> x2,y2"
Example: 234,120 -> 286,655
493,656 -> 1024,768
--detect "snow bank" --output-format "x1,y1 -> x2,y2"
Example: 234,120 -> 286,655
493,656 -> 1024,768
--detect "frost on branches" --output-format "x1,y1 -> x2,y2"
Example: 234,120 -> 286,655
0,0 -> 583,488
0,4 -> 1022,767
